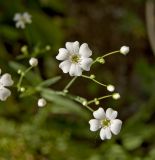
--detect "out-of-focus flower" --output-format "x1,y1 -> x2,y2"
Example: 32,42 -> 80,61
120,46 -> 129,55
29,57 -> 38,67
89,108 -> 122,140
38,98 -> 47,107
56,41 -> 93,76
0,71 -> 14,101
13,12 -> 32,29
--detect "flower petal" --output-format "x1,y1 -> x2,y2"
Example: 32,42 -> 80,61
110,119 -> 122,135
105,127 -> 112,139
59,60 -> 71,73
106,108 -> 118,120
93,107 -> 106,120
66,41 -> 79,54
0,87 -> 11,101
13,13 -> 21,21
79,43 -> 92,57
56,48 -> 69,61
100,128 -> 106,140
23,12 -> 32,23
16,21 -> 25,29
89,119 -> 101,132
0,73 -> 14,87
69,64 -> 82,76
80,58 -> 93,71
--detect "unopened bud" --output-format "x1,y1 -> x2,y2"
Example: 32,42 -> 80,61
29,57 -> 38,67
112,93 -> 120,100
38,98 -> 47,107
120,46 -> 129,55
107,85 -> 115,92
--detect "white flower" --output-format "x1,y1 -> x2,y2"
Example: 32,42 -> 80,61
0,72 -> 14,101
38,98 -> 47,107
120,46 -> 129,55
56,41 -> 93,76
29,57 -> 38,67
13,12 -> 32,29
107,85 -> 115,92
89,108 -> 122,140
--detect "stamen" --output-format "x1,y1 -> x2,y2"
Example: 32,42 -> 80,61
70,54 -> 80,64
101,119 -> 111,128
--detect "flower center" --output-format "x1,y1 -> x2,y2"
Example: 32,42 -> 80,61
70,54 -> 80,64
101,118 -> 111,128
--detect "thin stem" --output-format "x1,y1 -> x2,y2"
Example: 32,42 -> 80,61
84,105 -> 94,112
87,94 -> 113,105
63,76 -> 77,92
102,50 -> 120,58
93,50 -> 120,64
17,66 -> 33,91
82,75 -> 107,87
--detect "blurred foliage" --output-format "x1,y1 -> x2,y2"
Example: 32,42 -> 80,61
0,0 -> 155,159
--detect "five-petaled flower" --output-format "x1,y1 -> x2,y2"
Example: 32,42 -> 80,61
13,12 -> 32,29
56,41 -> 93,76
89,107 -> 122,140
0,70 -> 14,101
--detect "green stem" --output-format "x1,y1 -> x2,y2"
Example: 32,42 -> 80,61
93,50 -> 120,64
102,50 -> 120,58
17,66 -> 33,91
87,94 -> 113,105
63,76 -> 77,92
82,75 -> 107,87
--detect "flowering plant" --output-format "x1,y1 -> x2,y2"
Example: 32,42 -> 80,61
0,12 -> 130,141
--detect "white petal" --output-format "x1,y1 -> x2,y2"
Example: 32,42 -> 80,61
106,108 -> 118,120
23,12 -> 32,23
93,107 -> 106,120
66,41 -> 79,54
73,41 -> 79,53
69,64 -> 82,76
79,43 -> 92,58
13,13 -> 21,21
0,87 -> 11,101
0,73 -> 14,87
80,58 -> 93,71
89,119 -> 101,132
105,127 -> 112,139
110,119 -> 122,135
100,128 -> 106,140
59,60 -> 71,73
56,48 -> 69,60
16,21 -> 25,29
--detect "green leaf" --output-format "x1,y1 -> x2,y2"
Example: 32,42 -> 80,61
41,89 -> 88,118
38,76 -> 61,87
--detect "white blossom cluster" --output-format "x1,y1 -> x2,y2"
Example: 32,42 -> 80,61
13,12 -> 32,29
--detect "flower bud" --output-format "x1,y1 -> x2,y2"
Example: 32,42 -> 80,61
107,85 -> 115,92
112,93 -> 120,100
20,87 -> 25,92
82,100 -> 87,106
21,45 -> 28,55
120,46 -> 129,55
38,98 -> 47,107
45,45 -> 51,51
90,74 -> 95,79
29,57 -> 38,67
